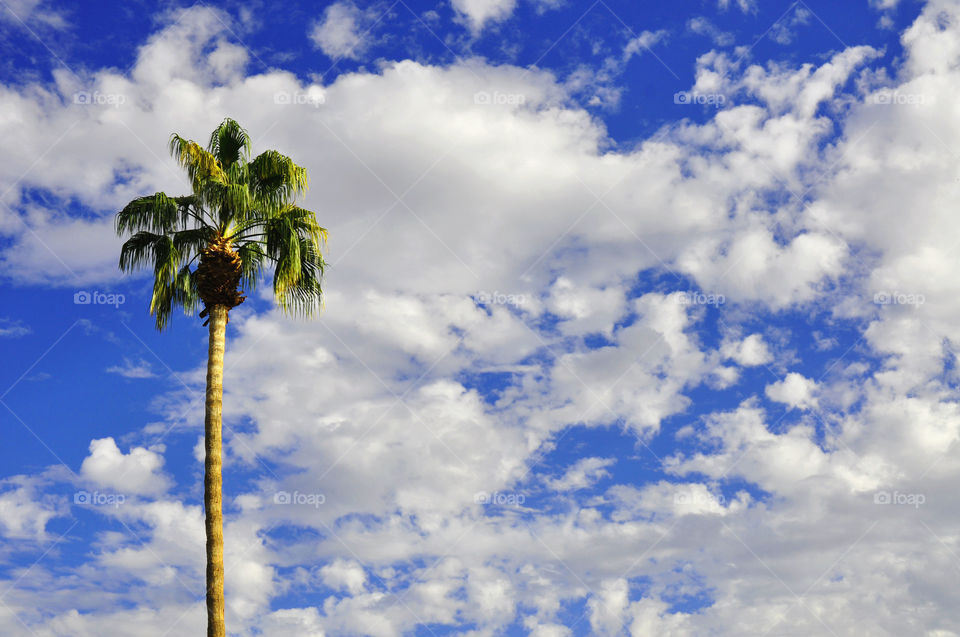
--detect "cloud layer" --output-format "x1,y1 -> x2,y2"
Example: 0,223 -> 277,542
1,1 -> 960,635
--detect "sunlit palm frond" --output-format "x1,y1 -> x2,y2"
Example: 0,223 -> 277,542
116,193 -> 202,235
249,150 -> 308,212
170,133 -> 227,191
225,159 -> 249,187
269,225 -> 326,317
119,231 -> 168,272
151,264 -> 200,331
226,204 -> 327,245
172,227 -> 218,261
222,183 -> 253,223
120,120 -> 326,330
207,118 -> 251,169
278,205 -> 328,247
236,242 -> 266,293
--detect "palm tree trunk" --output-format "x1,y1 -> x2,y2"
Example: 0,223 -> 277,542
204,304 -> 228,637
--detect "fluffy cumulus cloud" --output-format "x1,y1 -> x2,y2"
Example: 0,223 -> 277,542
3,1 -> 960,635
309,1 -> 371,61
79,438 -> 170,496
722,332 -> 773,366
451,0 -> 517,34
765,372 -> 819,409
0,476 -> 64,541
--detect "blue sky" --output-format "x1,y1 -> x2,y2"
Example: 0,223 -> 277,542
2,0 -> 959,635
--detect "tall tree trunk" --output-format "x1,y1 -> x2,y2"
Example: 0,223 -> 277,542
204,304 -> 228,637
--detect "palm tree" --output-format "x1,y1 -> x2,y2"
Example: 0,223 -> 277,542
116,118 -> 327,637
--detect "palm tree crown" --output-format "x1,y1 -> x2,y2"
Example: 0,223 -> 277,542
117,117 -> 327,328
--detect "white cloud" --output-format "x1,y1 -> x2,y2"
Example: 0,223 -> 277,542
0,478 -> 63,541
623,29 -> 669,64
717,0 -> 756,14
451,0 -> 517,34
765,372 -> 819,409
547,457 -> 615,491
526,621 -> 573,637
0,0 -> 67,29
588,579 -> 695,636
722,333 -> 773,366
6,2 -> 960,636
609,480 -> 746,519
769,6 -> 812,45
709,364 -> 740,388
79,438 -> 170,496
688,16 -> 734,47
546,277 -> 626,336
320,559 -> 368,595
0,318 -> 29,337
309,1 -> 369,61
105,358 -> 156,379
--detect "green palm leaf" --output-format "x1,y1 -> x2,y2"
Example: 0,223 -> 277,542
117,117 -> 327,329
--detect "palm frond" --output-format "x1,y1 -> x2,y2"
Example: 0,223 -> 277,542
222,183 -> 253,222
151,264 -> 201,330
116,193 -> 203,235
249,150 -> 308,212
207,118 -> 251,169
169,133 -> 227,191
227,204 -> 327,245
119,119 -> 326,329
278,205 -> 328,247
119,231 -> 167,272
172,227 -> 217,260
237,242 -> 266,293
271,230 -> 326,317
